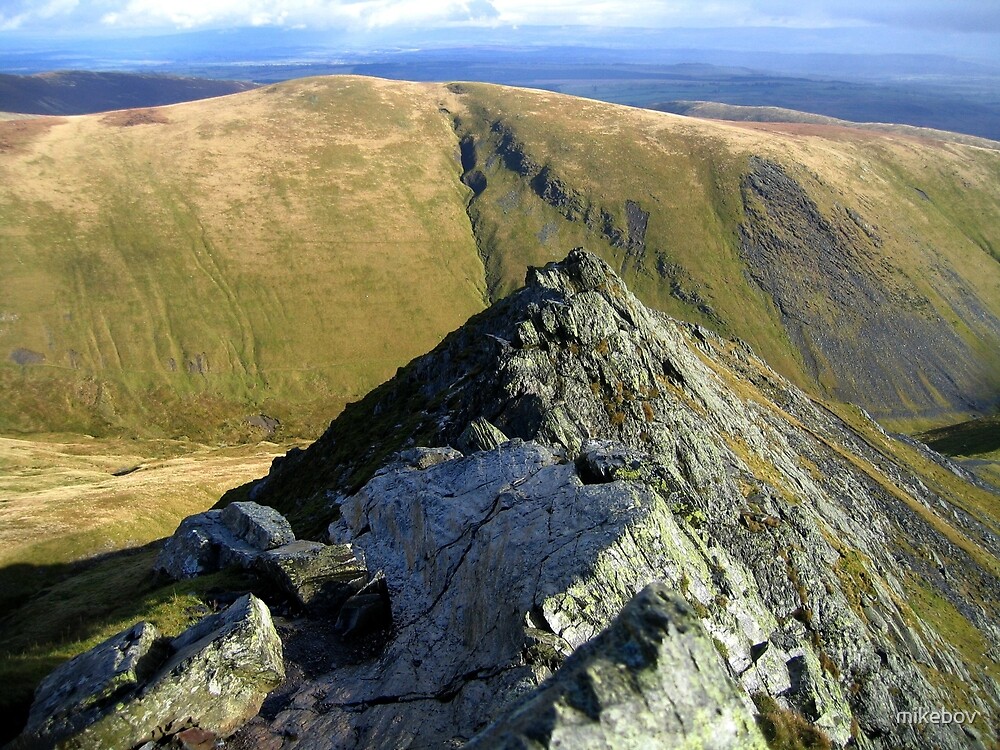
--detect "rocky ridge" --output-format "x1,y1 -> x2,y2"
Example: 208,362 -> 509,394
242,249 -> 999,748
17,249 -> 997,748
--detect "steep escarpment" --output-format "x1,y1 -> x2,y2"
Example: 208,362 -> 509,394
739,155 -> 1000,416
248,250 -> 999,749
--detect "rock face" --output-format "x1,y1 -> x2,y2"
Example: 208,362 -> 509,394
239,250 -> 998,748
14,594 -> 284,750
466,583 -> 767,749
739,155 -> 1000,417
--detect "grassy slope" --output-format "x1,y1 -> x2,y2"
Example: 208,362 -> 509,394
2,80 -> 1000,735
4,77 -> 1000,439
0,77 -> 486,440
452,82 -> 1000,426
0,434 -> 282,732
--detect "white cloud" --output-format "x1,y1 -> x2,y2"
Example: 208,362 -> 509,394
90,0 -> 500,30
0,0 -> 997,35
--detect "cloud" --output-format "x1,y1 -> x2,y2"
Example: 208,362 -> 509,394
1,0 -> 79,31
0,0 -> 997,35
93,0 -> 501,30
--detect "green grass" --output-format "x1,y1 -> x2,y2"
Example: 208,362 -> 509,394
0,77 -> 486,442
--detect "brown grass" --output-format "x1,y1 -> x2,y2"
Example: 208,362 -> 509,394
0,435 -> 287,572
0,117 -> 64,153
101,108 -> 171,127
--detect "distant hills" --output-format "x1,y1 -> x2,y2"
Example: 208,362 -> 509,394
0,71 -> 257,115
1,76 -> 998,440
654,100 -> 1000,150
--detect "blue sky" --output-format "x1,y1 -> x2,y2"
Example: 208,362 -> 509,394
2,0 -> 998,36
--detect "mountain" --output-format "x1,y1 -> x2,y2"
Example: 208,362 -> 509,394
0,71 -> 257,116
178,251 -> 1000,747
1,75 -> 999,441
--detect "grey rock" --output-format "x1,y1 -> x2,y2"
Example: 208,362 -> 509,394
153,510 -> 237,579
221,501 -> 295,551
456,417 -> 509,454
14,595 -> 284,750
465,583 -> 768,749
256,540 -> 367,609
155,502 -> 299,581
20,622 -> 168,745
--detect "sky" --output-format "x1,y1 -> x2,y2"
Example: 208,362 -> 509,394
2,0 -> 999,37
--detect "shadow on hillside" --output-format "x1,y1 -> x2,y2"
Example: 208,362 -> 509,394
0,541 -> 165,744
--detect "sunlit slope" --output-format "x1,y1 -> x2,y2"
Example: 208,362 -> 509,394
451,83 -> 1000,425
0,77 -> 486,437
2,76 -> 999,438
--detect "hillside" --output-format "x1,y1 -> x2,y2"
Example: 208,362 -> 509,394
0,71 -> 257,115
1,75 -> 999,440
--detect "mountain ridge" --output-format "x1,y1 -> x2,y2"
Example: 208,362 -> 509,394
0,71 -> 258,115
235,249 -> 999,748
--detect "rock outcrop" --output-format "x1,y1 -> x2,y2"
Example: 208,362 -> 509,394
154,501 -> 295,580
466,583 -> 768,749
13,594 -> 284,750
242,249 -> 998,749
155,500 -> 368,612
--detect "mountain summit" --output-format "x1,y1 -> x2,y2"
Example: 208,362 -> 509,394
243,248 -> 998,748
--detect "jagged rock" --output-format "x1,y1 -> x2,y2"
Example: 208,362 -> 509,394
456,417 -> 509,454
465,583 -> 768,749
248,250 -> 999,750
14,595 -> 284,749
256,540 -> 367,610
221,501 -> 295,551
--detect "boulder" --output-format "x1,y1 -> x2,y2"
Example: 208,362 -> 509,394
19,622 -> 168,745
13,594 -> 284,750
465,583 -> 768,749
154,509 -> 258,580
255,540 -> 367,610
221,501 -> 295,551
155,501 -> 295,581
153,510 -> 233,580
